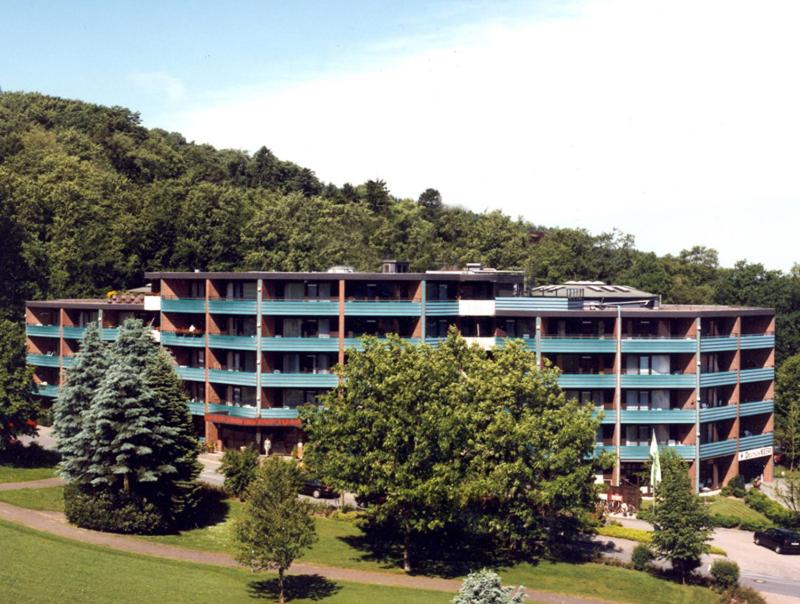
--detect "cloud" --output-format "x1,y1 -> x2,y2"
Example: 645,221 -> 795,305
129,71 -> 185,101
159,0 -> 800,270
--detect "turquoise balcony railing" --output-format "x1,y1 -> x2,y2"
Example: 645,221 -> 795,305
700,336 -> 739,352
207,334 -> 258,351
262,337 -> 340,352
592,408 -> 615,424
26,354 -> 60,368
558,374 -> 616,388
621,337 -> 696,354
61,326 -> 119,341
161,331 -> 206,348
699,371 -> 738,387
62,356 -> 75,368
26,324 -> 60,338
162,298 -> 206,313
261,407 -> 300,420
740,334 -> 775,350
345,300 -> 421,316
262,300 -> 339,316
620,408 -> 695,424
621,373 -> 696,388
594,444 -> 616,456
208,298 -> 258,315
35,384 -> 59,398
61,326 -> 86,339
620,444 -> 695,460
740,367 -> 775,383
739,400 -> 774,417
202,403 -> 301,421
739,433 -> 773,450
208,369 -> 258,387
699,405 -> 738,422
496,297 -> 574,311
187,402 -> 205,416
261,373 -> 338,388
175,366 -> 205,382
699,438 -> 738,458
424,301 -> 459,316
343,337 -> 420,351
540,337 -> 616,353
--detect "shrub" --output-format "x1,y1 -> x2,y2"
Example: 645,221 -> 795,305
719,586 -> 767,604
720,475 -> 746,498
745,489 -> 792,526
631,543 -> 654,571
453,569 -> 525,604
710,514 -> 740,528
220,446 -> 260,499
738,518 -> 773,532
0,441 -> 60,467
710,559 -> 740,591
64,484 -> 170,534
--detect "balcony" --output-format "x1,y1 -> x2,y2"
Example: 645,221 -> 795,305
187,401 -> 205,416
740,334 -> 775,350
26,353 -> 60,368
207,334 -> 258,351
621,337 -> 695,354
207,369 -> 258,387
740,367 -> 775,383
35,384 -> 59,398
61,327 -> 119,341
700,336 -> 739,352
162,297 -> 206,313
175,366 -> 205,382
699,438 -> 738,459
262,299 -> 339,316
161,331 -> 206,348
344,337 -> 421,351
26,324 -> 60,338
208,298 -> 257,315
558,374 -> 616,389
540,336 -> 616,354
424,301 -> 459,316
621,373 -> 696,388
738,400 -> 774,417
594,444 -> 616,456
699,371 -> 738,387
261,372 -> 339,388
496,296 -> 573,312
699,405 -> 738,422
620,408 -> 695,424
619,444 -> 696,461
345,300 -> 421,317
739,432 -> 773,450
203,403 -> 301,421
262,337 -> 340,352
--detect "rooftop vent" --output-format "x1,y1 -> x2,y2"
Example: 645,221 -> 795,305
381,260 -> 409,274
466,262 -> 484,272
327,265 -> 355,273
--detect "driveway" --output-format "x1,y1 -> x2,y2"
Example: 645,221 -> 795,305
612,516 -> 800,603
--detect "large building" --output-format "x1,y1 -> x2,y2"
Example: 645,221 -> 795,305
25,264 -> 776,491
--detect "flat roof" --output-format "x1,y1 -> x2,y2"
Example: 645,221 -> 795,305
145,270 -> 524,283
27,299 -> 146,311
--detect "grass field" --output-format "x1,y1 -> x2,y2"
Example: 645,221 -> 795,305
707,496 -> 772,525
597,525 -> 727,556
0,519 -> 452,604
0,464 -> 56,483
0,486 -> 717,603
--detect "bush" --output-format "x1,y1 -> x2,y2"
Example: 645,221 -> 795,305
720,475 -> 746,498
64,484 -> 170,534
0,441 -> 60,467
710,559 -> 740,591
453,569 -> 525,604
738,518 -> 773,531
631,543 -> 654,571
220,446 -> 259,499
745,489 -> 792,526
719,586 -> 767,604
710,514 -> 740,528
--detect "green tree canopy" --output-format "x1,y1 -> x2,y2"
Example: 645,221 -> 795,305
0,319 -> 37,447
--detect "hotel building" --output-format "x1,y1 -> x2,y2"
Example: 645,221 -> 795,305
25,263 -> 775,491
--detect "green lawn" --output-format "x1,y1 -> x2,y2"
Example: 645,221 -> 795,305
707,496 -> 772,525
0,486 -> 65,511
0,519 -> 452,604
598,525 -> 726,556
0,487 -> 717,603
0,464 -> 56,483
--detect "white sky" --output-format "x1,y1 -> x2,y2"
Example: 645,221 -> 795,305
160,0 -> 800,271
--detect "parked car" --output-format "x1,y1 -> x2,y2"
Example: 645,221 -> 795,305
300,479 -> 338,499
753,528 -> 800,554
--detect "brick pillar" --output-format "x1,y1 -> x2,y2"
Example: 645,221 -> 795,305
205,420 -> 220,451
338,279 -> 346,366
763,455 -> 774,482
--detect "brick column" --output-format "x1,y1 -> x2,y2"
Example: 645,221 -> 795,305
338,279 -> 346,366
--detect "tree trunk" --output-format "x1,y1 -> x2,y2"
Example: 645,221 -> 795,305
278,566 -> 285,604
123,473 -> 130,493
403,527 -> 412,572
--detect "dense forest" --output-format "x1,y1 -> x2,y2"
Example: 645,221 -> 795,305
1,91 -> 798,364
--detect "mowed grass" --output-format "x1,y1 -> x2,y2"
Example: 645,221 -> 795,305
598,525 -> 727,556
707,496 -> 772,524
0,464 -> 56,483
1,487 -> 718,603
0,519 -> 452,604
0,486 -> 64,511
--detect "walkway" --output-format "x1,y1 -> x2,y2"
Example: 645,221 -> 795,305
0,489 -> 606,604
0,477 -> 64,491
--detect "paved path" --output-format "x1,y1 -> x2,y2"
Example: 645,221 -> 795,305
0,495 -> 604,604
0,477 -> 64,491
610,515 -> 800,603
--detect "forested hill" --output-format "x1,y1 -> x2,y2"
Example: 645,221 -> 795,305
1,91 -> 798,361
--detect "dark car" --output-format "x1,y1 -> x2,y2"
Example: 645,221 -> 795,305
300,479 -> 338,499
754,528 -> 800,554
